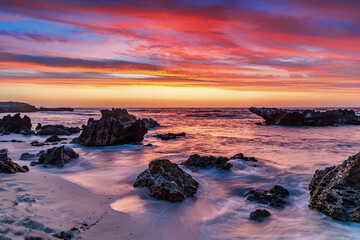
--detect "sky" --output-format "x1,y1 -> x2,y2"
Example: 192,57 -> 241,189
0,0 -> 359,107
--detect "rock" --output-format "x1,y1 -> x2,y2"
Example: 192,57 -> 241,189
230,153 -> 258,162
100,108 -> 137,125
155,132 -> 185,140
33,146 -> 79,168
249,209 -> 271,221
255,122 -> 263,125
30,141 -> 46,147
45,135 -> 66,142
36,125 -> 80,135
74,113 -> 148,147
0,149 -> 26,173
182,154 -> 232,170
0,113 -> 32,133
16,193 -> 36,203
22,166 -> 29,172
249,107 -> 360,126
25,236 -> 45,240
134,159 -> 199,202
0,101 -> 37,113
20,153 -> 37,160
10,139 -> 25,143
142,118 -> 160,129
309,152 -> 360,222
38,107 -> 74,112
35,123 -> 42,130
20,129 -> 34,135
246,185 -> 290,209
0,130 -> 10,136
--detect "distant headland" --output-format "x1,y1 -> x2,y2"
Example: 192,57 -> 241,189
0,101 -> 74,113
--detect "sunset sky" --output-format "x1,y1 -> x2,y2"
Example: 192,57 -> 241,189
0,0 -> 359,107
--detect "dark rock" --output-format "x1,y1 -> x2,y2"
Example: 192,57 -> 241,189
35,123 -> 42,130
155,132 -> 185,140
100,108 -> 136,125
19,129 -> 34,135
0,149 -> 26,173
0,101 -> 37,113
249,209 -> 271,221
246,185 -> 290,209
20,153 -> 37,160
134,159 -> 199,202
10,139 -> 25,143
30,141 -> 46,147
249,107 -> 360,126
0,130 -> 10,136
255,122 -> 263,125
45,135 -> 66,142
33,146 -> 79,168
22,166 -> 29,172
142,118 -> 160,129
182,154 -> 232,170
36,125 -> 80,135
0,113 -> 32,133
74,112 -> 148,146
38,107 -> 74,112
309,152 -> 360,222
230,153 -> 258,162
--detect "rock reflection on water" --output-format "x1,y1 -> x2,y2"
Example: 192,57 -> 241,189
1,108 -> 360,239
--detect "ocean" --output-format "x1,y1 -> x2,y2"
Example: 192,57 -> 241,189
1,108 -> 360,239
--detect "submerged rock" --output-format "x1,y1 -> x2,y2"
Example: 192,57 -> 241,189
0,101 -> 37,113
0,113 -> 32,133
249,107 -> 360,126
134,159 -> 199,202
246,185 -> 290,209
29,141 -> 46,147
182,154 -> 232,170
36,125 -> 80,135
0,149 -> 26,174
33,146 -> 79,168
230,153 -> 258,162
249,209 -> 271,221
155,132 -> 185,140
309,152 -> 360,222
73,108 -> 150,146
20,153 -> 37,160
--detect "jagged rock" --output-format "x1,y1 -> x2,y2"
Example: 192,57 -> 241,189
230,153 -> 258,162
45,135 -> 66,142
246,185 -> 290,209
0,113 -> 32,133
182,154 -> 232,170
309,152 -> 360,222
155,132 -> 185,140
74,110 -> 148,146
134,159 -> 199,202
36,125 -> 80,135
0,149 -> 26,173
20,153 -> 37,160
0,101 -> 37,113
38,107 -> 74,112
249,209 -> 271,221
249,107 -> 360,126
33,146 -> 79,168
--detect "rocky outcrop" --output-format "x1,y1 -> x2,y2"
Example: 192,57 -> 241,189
134,159 -> 199,202
0,102 -> 37,113
309,152 -> 360,222
249,107 -> 360,126
230,153 -> 258,162
249,209 -> 271,221
0,113 -> 32,133
38,107 -> 74,112
246,185 -> 290,209
36,125 -> 80,135
32,146 -> 79,168
155,132 -> 185,140
73,108 -> 151,146
0,149 -> 27,173
182,154 -> 233,170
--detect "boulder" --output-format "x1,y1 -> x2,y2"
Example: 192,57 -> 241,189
230,153 -> 258,162
309,152 -> 360,222
182,154 -> 232,170
0,149 -> 27,173
155,132 -> 185,140
249,107 -> 360,126
33,146 -> 79,168
249,209 -> 271,221
0,101 -> 37,113
45,135 -> 66,142
134,159 -> 199,202
0,113 -> 32,133
29,141 -> 46,147
246,185 -> 290,209
36,125 -> 80,135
